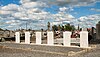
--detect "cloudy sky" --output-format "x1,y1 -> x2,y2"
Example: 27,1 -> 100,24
0,0 -> 100,30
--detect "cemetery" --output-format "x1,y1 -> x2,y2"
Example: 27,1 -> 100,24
0,0 -> 100,56
0,30 -> 96,57
0,21 -> 100,57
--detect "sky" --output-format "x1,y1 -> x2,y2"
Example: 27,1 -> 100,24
0,0 -> 100,30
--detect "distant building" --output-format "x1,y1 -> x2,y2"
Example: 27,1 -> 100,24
0,28 -> 15,38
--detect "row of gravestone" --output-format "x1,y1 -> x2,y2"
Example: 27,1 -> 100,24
15,31 -> 89,48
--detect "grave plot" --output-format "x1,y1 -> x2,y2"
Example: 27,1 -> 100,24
15,31 -> 89,48
54,31 -> 88,48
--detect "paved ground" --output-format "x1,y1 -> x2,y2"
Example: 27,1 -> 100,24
0,47 -> 68,57
73,44 -> 100,57
0,42 -> 100,57
75,49 -> 100,57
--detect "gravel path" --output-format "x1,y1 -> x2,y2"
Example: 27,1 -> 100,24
73,44 -> 100,57
0,42 -> 83,54
0,47 -> 67,57
74,49 -> 100,57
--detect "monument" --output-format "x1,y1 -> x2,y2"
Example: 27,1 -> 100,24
96,21 -> 100,39
15,31 -> 89,48
25,32 -> 30,44
36,32 -> 42,44
63,31 -> 71,46
80,31 -> 88,48
47,31 -> 54,45
15,32 -> 20,43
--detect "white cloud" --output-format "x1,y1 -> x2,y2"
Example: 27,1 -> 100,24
53,12 -> 75,21
79,16 -> 87,21
13,12 -> 27,19
7,25 -> 13,28
63,21 -> 70,23
0,10 -> 13,15
59,7 -> 68,12
6,20 -> 20,24
0,1 -> 52,30
22,2 -> 39,8
21,1 -> 48,9
20,0 -> 31,4
90,8 -> 100,12
28,0 -> 99,7
1,4 -> 19,11
52,21 -> 62,25
0,0 -> 99,30
77,14 -> 100,28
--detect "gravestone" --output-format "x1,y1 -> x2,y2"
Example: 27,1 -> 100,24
25,32 -> 30,44
47,31 -> 54,45
15,32 -> 20,43
80,31 -> 88,48
36,32 -> 42,44
82,28 -> 87,31
96,22 -> 100,39
63,31 -> 71,46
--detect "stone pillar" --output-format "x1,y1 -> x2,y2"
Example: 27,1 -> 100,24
25,32 -> 30,44
96,23 -> 100,39
15,32 -> 20,43
63,31 -> 71,46
36,32 -> 42,44
80,31 -> 88,48
47,31 -> 54,45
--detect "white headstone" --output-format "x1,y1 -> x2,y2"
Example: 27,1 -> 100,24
47,31 -> 54,45
82,28 -> 87,31
25,32 -> 30,44
63,31 -> 71,46
15,32 -> 20,43
80,31 -> 88,48
36,32 -> 42,44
